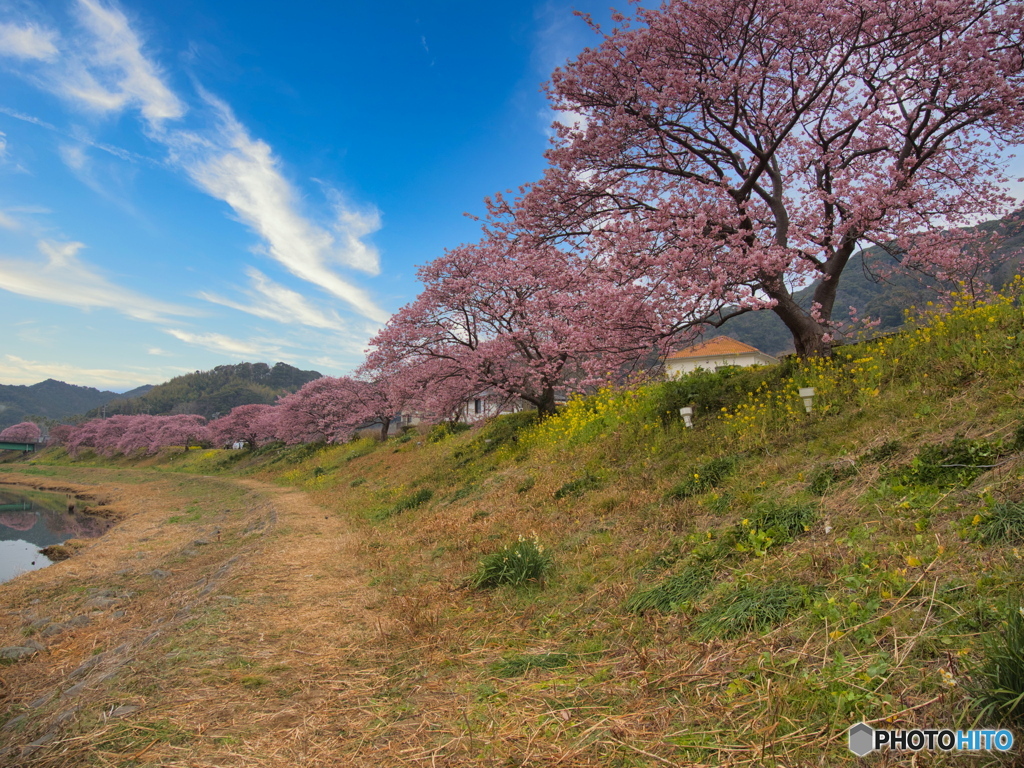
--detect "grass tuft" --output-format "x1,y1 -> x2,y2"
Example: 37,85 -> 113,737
491,652 -> 572,677
625,564 -> 716,613
970,601 -> 1024,727
471,535 -> 551,589
975,502 -> 1024,545
665,455 -> 738,500
695,583 -> 806,639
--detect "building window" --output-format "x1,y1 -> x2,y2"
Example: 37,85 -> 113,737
474,399 -> 482,414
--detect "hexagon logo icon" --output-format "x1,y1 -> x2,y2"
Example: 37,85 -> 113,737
848,722 -> 875,756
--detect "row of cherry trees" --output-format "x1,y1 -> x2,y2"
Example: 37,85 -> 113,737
45,371 -> 435,455
22,0 -> 1024,454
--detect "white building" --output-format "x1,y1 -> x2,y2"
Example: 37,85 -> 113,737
664,336 -> 777,377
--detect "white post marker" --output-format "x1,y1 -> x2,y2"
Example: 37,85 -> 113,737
679,406 -> 694,428
799,387 -> 816,414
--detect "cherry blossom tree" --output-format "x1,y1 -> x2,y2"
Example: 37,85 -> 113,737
532,0 -> 1024,355
66,415 -> 136,456
209,404 -> 277,449
367,231 -> 680,416
48,424 -> 74,447
152,415 -> 210,452
0,422 -> 41,443
115,415 -> 164,456
274,377 -> 355,444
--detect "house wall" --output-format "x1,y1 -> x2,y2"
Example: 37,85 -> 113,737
666,352 -> 774,377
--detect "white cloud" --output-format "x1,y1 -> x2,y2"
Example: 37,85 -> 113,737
0,106 -> 56,129
59,142 -> 88,171
0,354 -> 163,388
0,22 -> 59,61
62,0 -> 184,126
1,1 -> 391,326
0,239 -> 195,322
164,328 -> 281,359
167,94 -> 388,323
198,267 -> 352,331
147,347 -> 172,356
0,210 -> 19,230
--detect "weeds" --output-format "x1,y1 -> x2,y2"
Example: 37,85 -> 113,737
892,437 -> 1004,487
807,462 -> 857,495
553,472 -> 602,500
376,488 -> 433,520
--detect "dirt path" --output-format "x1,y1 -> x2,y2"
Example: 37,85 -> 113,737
0,471 -> 389,767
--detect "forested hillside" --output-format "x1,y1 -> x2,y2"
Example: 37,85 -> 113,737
0,380 -> 150,431
83,362 -> 321,420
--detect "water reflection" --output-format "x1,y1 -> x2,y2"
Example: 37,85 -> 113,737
0,489 -> 114,583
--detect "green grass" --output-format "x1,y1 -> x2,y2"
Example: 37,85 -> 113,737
695,583 -> 808,640
625,564 -> 716,613
490,652 -> 573,677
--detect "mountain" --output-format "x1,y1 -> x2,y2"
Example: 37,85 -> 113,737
697,210 -> 1024,355
0,379 -> 144,431
83,362 -> 322,420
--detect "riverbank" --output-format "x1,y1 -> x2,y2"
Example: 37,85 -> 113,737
0,469 -> 384,767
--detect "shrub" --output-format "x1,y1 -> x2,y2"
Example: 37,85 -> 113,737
695,583 -> 806,640
625,564 -> 716,613
665,455 -> 739,500
428,421 -> 470,443
970,602 -> 1024,727
471,535 -> 551,589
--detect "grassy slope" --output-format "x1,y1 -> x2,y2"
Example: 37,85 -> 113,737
14,285 -> 1024,766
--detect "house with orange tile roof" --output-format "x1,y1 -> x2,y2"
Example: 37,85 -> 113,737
664,336 -> 778,377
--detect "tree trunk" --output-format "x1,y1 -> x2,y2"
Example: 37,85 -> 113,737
379,420 -> 390,441
762,275 -> 835,357
535,387 -> 558,418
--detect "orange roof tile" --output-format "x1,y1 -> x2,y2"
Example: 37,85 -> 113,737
666,336 -> 766,360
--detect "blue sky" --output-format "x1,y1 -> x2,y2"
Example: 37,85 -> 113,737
0,0 -> 610,389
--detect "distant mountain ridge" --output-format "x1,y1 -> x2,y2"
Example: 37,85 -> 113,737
83,362 -> 322,420
0,379 -> 148,431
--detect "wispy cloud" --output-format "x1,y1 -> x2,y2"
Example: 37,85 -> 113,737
0,354 -> 167,388
168,93 -> 389,322
0,22 -> 59,61
0,105 -> 57,129
164,328 -> 282,359
1,0 -> 391,327
198,267 -> 351,331
61,0 -> 184,125
0,239 -> 195,322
